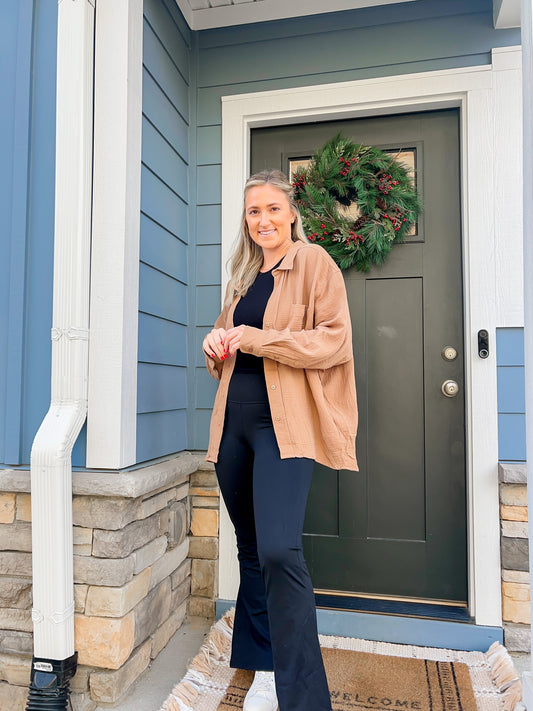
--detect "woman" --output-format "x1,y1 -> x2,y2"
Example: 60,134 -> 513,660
203,170 -> 358,711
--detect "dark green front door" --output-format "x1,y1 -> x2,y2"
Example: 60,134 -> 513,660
251,109 -> 467,604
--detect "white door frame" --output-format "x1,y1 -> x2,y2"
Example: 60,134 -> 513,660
219,45 -> 523,627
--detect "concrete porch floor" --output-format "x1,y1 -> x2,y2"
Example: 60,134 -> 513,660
94,614 -> 531,711
94,615 -> 213,711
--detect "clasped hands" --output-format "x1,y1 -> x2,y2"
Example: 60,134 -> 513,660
203,325 -> 246,361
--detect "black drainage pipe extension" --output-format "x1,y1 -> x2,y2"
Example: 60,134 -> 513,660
25,652 -> 78,710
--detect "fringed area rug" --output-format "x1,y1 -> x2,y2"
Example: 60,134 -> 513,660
158,609 -> 522,711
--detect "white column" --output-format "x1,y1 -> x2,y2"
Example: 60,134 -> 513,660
87,0 -> 143,469
30,0 -> 94,659
522,0 -> 533,705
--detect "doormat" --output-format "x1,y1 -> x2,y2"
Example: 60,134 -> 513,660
158,609 -> 522,711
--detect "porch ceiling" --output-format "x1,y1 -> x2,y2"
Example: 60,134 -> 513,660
175,0 -> 522,30
174,0 -> 423,30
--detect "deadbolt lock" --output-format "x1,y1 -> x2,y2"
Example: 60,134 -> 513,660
442,380 -> 459,398
442,346 -> 457,361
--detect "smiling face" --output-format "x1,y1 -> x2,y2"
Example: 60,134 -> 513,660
244,184 -> 295,264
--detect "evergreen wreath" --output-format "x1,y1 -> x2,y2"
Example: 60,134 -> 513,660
292,133 -> 423,271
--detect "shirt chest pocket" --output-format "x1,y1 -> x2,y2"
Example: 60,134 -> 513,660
287,303 -> 307,331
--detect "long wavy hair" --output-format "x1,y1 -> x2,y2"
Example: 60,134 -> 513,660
225,170 -> 308,305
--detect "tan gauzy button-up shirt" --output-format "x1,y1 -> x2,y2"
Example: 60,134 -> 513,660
205,240 -> 358,471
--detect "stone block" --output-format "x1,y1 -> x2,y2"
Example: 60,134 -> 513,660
190,486 -> 219,498
501,520 -> 529,538
74,554 -> 134,586
149,538 -> 189,591
72,452 -> 195,497
188,536 -> 219,560
0,494 -> 16,524
151,600 -> 187,659
74,544 -> 92,556
75,611 -> 135,669
0,523 -> 32,552
171,578 -> 191,610
504,622 -> 531,652
0,609 -> 32,632
190,508 -> 218,537
74,584 -> 88,613
159,509 -> 170,536
134,578 -> 171,647
192,495 -> 219,509
175,482 -> 190,500
502,569 -> 530,584
0,552 -> 32,577
0,630 -> 33,655
89,639 -> 151,704
15,494 -> 31,522
92,512 -> 159,559
0,578 -> 32,609
70,664 -> 92,693
72,495 -> 140,531
190,471 -> 218,488
168,501 -> 188,547
70,692 -> 97,711
502,581 -> 530,624
0,681 -> 28,709
73,526 -> 93,546
188,596 -> 215,618
191,559 -> 216,598
501,537 -> 529,571
499,463 -> 527,484
500,484 -> 528,507
0,652 -> 31,685
171,558 -> 192,590
132,535 -> 167,574
139,489 -> 176,519
501,504 -> 528,522
85,567 -> 151,617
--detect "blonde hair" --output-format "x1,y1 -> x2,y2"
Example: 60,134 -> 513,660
225,170 -> 308,305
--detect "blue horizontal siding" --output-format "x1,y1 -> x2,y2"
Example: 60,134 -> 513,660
141,166 -> 188,241
197,205 -> 221,245
0,2 -> 61,465
497,328 -> 525,462
136,410 -> 187,463
139,262 -> 187,324
140,214 -> 188,284
138,363 -> 187,413
138,314 -> 187,367
138,0 -> 191,464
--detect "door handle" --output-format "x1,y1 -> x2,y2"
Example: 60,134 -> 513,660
441,380 -> 459,398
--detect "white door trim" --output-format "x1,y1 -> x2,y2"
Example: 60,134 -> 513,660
219,45 -> 523,627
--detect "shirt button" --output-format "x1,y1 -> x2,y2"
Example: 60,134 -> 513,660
270,384 -> 276,390
265,322 -> 270,327
275,416 -> 281,421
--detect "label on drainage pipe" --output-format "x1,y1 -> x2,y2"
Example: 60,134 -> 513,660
34,662 -> 54,672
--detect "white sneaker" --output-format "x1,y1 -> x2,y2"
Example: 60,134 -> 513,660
243,670 -> 279,711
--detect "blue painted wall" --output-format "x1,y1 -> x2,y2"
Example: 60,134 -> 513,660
190,0 -> 521,450
0,1 -> 58,467
137,0 -> 192,463
497,328 -> 526,461
0,0 -> 523,469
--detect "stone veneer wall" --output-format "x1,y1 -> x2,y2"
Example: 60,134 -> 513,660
499,462 -> 530,652
0,452 -> 218,710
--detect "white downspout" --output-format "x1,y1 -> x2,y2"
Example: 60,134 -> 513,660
29,0 -> 94,663
523,0 -> 533,707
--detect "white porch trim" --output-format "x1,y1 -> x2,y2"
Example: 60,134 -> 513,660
87,0 -> 144,468
219,46 -> 523,627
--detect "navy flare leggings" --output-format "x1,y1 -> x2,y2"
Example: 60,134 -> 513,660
215,371 -> 332,711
